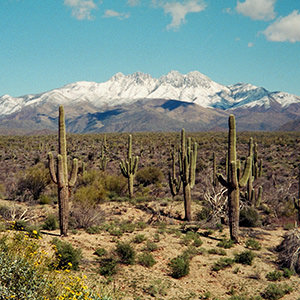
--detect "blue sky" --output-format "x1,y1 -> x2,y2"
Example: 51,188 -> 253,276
1,0 -> 300,97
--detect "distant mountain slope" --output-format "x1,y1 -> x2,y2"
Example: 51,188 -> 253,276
1,71 -> 300,133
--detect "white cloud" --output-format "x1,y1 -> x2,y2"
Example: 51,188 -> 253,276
103,9 -> 130,20
64,0 -> 98,20
236,0 -> 276,21
127,0 -> 140,6
160,0 -> 206,30
263,10 -> 300,42
248,42 -> 254,47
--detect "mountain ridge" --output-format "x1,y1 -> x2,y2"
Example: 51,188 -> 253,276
1,70 -> 300,133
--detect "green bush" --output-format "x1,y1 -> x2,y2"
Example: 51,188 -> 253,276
0,250 -> 50,299
138,252 -> 156,268
98,257 -> 118,277
74,183 -> 107,206
131,234 -> 147,244
169,254 -> 190,278
52,238 -> 82,270
234,250 -> 255,265
195,207 -> 211,221
261,283 -> 292,300
208,248 -> 226,256
266,270 -> 282,281
136,166 -> 163,186
103,174 -> 127,198
15,163 -> 50,201
42,215 -> 58,231
282,268 -> 293,278
212,257 -> 235,271
143,240 -> 158,252
94,248 -> 108,257
239,207 -> 260,227
86,226 -> 102,234
115,242 -> 136,265
245,238 -> 261,250
217,238 -> 234,249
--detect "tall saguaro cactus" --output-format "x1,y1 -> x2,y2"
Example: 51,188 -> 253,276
120,134 -> 139,199
179,129 -> 197,221
217,115 -> 252,243
48,105 -> 78,236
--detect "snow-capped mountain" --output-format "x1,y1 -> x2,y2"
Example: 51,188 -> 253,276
1,71 -> 300,133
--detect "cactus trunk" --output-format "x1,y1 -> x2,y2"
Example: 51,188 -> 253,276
217,115 -> 251,243
120,134 -> 139,199
48,105 -> 78,237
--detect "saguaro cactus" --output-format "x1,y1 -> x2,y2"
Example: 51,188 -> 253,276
48,105 -> 78,236
99,143 -> 108,171
217,115 -> 252,243
120,134 -> 139,199
168,149 -> 182,198
179,129 -> 197,221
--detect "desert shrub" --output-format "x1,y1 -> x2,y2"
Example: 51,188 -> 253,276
52,238 -> 82,270
86,225 -> 102,234
245,238 -> 262,250
131,234 -> 147,244
0,243 -> 51,300
103,174 -> 127,198
195,207 -> 211,221
115,242 -> 136,265
74,183 -> 107,206
239,207 -> 260,227
119,221 -> 136,233
261,283 -> 292,300
42,214 -> 58,231
15,163 -> 50,201
38,195 -> 53,205
234,250 -> 255,265
276,229 -> 300,274
282,268 -> 293,278
169,254 -> 190,278
12,219 -> 28,231
208,248 -> 226,256
266,270 -> 282,281
94,248 -> 108,257
182,245 -> 203,258
136,221 -> 147,230
217,238 -> 234,249
212,257 -> 235,271
228,296 -> 262,300
144,279 -> 170,297
138,252 -> 156,268
193,237 -> 203,247
143,240 -> 158,252
69,202 -> 106,229
98,257 -> 118,277
136,166 -> 163,187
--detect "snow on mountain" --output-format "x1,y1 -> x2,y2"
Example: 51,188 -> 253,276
1,71 -> 300,117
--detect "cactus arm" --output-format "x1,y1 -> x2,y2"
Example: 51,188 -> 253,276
69,158 -> 78,187
256,186 -> 263,207
133,156 -> 139,174
217,173 -> 229,188
120,160 -> 128,178
48,152 -> 57,184
239,157 -> 252,187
